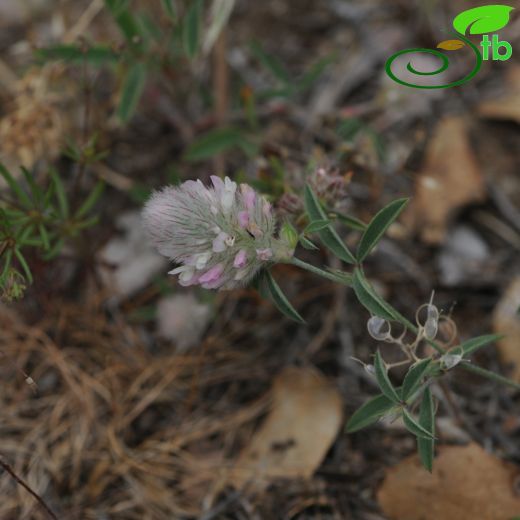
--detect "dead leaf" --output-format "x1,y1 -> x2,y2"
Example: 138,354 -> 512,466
378,443 -> 520,520
403,116 -> 486,243
229,366 -> 342,491
494,277 -> 520,382
437,39 -> 465,50
479,65 -> 520,123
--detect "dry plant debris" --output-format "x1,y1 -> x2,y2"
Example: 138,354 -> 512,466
479,65 -> 520,124
229,366 -> 343,491
0,70 -> 63,173
494,277 -> 520,383
0,302 -> 274,519
378,443 -> 520,520
403,116 -> 486,244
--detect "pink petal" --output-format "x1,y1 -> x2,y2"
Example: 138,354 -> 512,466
241,185 -> 256,210
199,264 -> 224,284
211,175 -> 224,195
238,211 -> 249,228
233,249 -> 248,268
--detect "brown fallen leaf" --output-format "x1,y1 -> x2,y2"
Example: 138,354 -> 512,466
378,443 -> 520,520
494,277 -> 520,382
403,116 -> 486,244
229,366 -> 342,491
437,39 -> 465,50
479,65 -> 520,124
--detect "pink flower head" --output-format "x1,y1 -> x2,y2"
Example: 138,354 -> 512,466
142,176 -> 294,290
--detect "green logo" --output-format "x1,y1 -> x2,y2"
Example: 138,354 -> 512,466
385,5 -> 514,89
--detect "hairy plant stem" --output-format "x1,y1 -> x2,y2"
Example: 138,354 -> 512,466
289,256 -> 352,285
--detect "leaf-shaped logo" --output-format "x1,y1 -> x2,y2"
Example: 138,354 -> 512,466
437,39 -> 466,50
453,5 -> 514,35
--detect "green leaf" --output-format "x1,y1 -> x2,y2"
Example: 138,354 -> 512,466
453,5 -> 514,35
0,163 -> 32,208
20,167 -> 43,206
42,238 -> 65,261
250,41 -> 290,84
346,393 -> 396,433
401,358 -> 432,402
49,169 -> 69,219
1,249 -> 13,281
14,248 -> 33,284
304,219 -> 331,233
352,268 -> 398,322
104,0 -> 142,42
18,224 -> 35,244
105,0 -> 132,16
161,0 -> 177,20
402,409 -> 435,440
374,350 -> 401,404
263,270 -> 305,324
299,236 -> 319,251
38,224 -> 50,251
331,211 -> 367,231
452,333 -> 503,357
36,45 -> 119,65
137,13 -> 163,45
297,54 -> 335,93
337,118 -> 364,141
183,0 -> 204,58
418,387 -> 435,472
184,127 -> 250,161
117,62 -> 147,123
75,182 -> 105,219
357,198 -> 408,262
303,185 -> 356,264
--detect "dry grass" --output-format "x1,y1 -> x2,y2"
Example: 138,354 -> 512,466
0,291 -> 284,519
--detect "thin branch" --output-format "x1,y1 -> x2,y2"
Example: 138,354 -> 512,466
0,454 -> 58,520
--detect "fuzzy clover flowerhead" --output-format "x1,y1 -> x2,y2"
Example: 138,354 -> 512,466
142,176 -> 295,290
